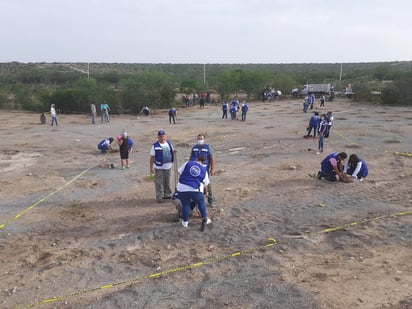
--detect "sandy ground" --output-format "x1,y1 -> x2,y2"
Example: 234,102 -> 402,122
0,97 -> 411,309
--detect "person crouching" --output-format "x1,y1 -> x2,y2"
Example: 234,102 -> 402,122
176,155 -> 211,231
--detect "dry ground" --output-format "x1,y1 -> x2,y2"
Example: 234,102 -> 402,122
0,97 -> 411,309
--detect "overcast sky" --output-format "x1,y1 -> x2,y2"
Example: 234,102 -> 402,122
1,0 -> 411,64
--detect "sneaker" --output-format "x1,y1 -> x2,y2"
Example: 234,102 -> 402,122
126,165 -> 130,169
182,221 -> 188,227
317,171 -> 323,180
208,203 -> 215,208
121,167 -> 125,170
316,152 -> 321,155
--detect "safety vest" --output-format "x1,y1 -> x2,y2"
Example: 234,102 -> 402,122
190,144 -> 211,168
321,152 -> 339,174
179,161 -> 207,190
153,140 -> 174,166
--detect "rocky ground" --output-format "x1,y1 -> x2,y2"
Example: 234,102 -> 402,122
0,97 -> 411,309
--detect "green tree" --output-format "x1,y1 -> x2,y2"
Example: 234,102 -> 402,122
239,70 -> 269,99
119,71 -> 175,113
180,80 -> 199,95
217,70 -> 241,100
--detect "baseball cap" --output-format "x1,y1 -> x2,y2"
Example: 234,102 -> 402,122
157,130 -> 166,136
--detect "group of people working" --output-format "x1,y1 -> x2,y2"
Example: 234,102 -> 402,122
318,152 -> 368,182
99,130 -> 215,232
304,111 -> 334,154
149,131 -> 215,232
222,99 -> 249,121
98,130 -> 134,170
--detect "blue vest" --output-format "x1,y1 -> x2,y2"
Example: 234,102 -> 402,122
153,140 -> 174,166
190,144 -> 211,168
128,138 -> 134,151
98,139 -> 109,152
179,161 -> 207,190
309,115 -> 319,126
321,152 -> 339,174
318,119 -> 328,133
349,158 -> 369,177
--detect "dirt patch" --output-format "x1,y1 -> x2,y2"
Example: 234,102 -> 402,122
0,98 -> 411,309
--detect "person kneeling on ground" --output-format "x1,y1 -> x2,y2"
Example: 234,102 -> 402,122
318,152 -> 351,182
97,137 -> 114,154
176,155 -> 211,231
40,112 -> 47,125
344,154 -> 368,182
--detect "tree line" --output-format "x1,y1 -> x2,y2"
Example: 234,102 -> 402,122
0,61 -> 411,113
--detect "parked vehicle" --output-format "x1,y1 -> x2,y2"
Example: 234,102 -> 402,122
341,84 -> 355,98
292,84 -> 334,98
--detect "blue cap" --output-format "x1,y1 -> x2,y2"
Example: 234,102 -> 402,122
158,130 -> 166,136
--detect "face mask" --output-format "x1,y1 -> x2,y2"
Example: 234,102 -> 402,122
197,140 -> 204,145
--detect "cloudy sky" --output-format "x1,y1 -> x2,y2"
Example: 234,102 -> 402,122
1,0 -> 411,64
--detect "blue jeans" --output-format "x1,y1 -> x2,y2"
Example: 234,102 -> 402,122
178,191 -> 207,222
51,116 -> 58,126
318,135 -> 324,151
321,169 -> 337,181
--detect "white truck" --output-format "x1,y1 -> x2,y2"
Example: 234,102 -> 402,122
292,84 -> 334,98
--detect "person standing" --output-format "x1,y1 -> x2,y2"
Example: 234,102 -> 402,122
230,104 -> 237,120
168,107 -> 177,124
90,103 -> 96,124
222,101 -> 228,119
303,96 -> 310,113
189,134 -> 215,207
199,96 -> 205,109
325,111 -> 334,138
117,130 -> 132,169
176,155 -> 211,231
317,114 -> 328,154
149,130 -> 175,203
309,93 -> 315,110
318,152 -> 350,182
100,100 -> 110,123
241,101 -> 249,121
319,95 -> 326,108
50,104 -> 58,126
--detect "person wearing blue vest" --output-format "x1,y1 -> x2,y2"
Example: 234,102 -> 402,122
241,101 -> 249,121
305,111 -> 320,138
318,152 -> 348,182
176,155 -> 211,231
189,134 -> 215,207
344,154 -> 368,181
97,137 -> 114,154
149,130 -> 175,203
317,114 -> 328,154
222,101 -> 228,119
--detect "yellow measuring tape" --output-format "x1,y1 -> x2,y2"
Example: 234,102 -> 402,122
16,209 -> 412,308
0,166 -> 94,231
